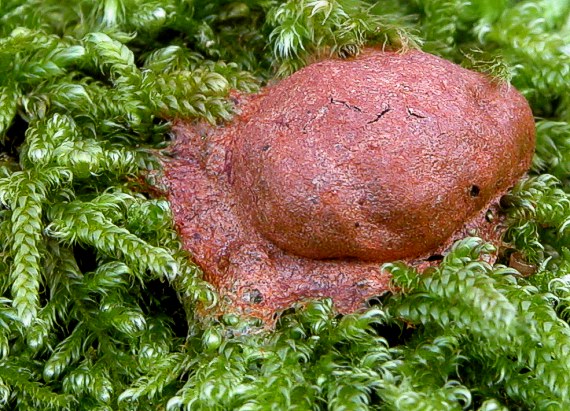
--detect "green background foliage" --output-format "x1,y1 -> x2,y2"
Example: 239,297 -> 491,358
0,0 -> 569,409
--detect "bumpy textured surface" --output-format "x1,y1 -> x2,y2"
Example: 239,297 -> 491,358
231,49 -> 535,261
163,49 -> 535,321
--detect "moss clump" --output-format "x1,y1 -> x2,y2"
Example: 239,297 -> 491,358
0,1 -> 570,410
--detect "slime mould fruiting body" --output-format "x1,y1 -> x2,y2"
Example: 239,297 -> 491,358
163,48 -> 535,322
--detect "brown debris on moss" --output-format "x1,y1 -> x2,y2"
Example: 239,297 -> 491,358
163,49 -> 535,322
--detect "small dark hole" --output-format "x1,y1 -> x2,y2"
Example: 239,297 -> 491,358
261,145 -> 270,151
470,185 -> 480,197
500,194 -> 515,209
354,222 -> 360,228
367,296 -> 383,306
249,289 -> 263,304
274,307 -> 297,325
426,254 -> 444,262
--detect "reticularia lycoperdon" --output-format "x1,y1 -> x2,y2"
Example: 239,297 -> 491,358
164,49 -> 535,322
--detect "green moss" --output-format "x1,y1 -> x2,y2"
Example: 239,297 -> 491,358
0,0 -> 570,409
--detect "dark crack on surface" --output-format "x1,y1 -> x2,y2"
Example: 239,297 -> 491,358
330,97 -> 362,112
407,107 -> 427,118
367,106 -> 391,124
302,107 -> 329,134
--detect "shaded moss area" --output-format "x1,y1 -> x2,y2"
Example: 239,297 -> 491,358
0,0 -> 569,410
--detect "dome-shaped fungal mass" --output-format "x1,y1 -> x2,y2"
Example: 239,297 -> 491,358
163,49 -> 535,322
231,49 -> 535,262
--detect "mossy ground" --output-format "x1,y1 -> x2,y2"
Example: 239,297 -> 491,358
0,1 -> 570,410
